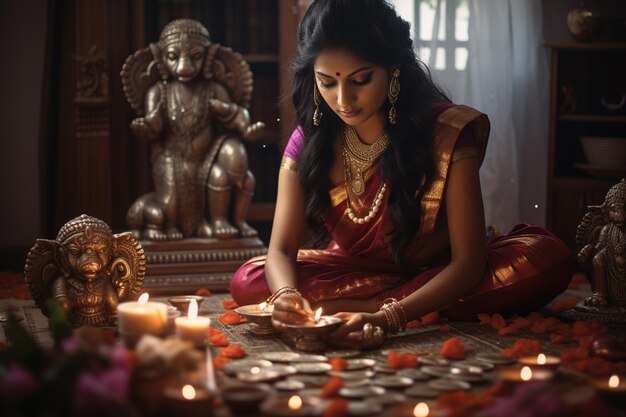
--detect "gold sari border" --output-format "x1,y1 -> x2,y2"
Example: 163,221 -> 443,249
415,105 -> 490,253
451,146 -> 480,163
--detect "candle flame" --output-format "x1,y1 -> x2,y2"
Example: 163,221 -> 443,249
609,375 -> 620,388
138,293 -> 149,304
537,353 -> 546,365
182,384 -> 196,400
250,367 -> 261,375
520,366 -> 533,381
288,395 -> 302,410
259,302 -> 267,312
314,307 -> 322,322
413,402 -> 429,417
188,299 -> 198,319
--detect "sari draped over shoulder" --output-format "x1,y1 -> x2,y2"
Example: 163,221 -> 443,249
230,105 -> 574,319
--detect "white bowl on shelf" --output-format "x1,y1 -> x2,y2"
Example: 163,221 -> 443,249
580,136 -> 626,168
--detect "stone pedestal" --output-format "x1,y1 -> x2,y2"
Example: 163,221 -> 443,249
140,237 -> 266,295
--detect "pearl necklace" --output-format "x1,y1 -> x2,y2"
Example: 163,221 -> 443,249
346,182 -> 387,224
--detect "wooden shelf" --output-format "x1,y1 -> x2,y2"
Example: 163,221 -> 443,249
559,114 -> 626,123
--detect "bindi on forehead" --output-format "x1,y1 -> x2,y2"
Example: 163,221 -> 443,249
336,72 -> 341,76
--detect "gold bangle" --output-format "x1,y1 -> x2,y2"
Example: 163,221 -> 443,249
267,286 -> 302,305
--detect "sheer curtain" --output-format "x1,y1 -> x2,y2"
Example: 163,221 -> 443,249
402,0 -> 550,232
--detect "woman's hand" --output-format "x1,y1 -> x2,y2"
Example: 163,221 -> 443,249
271,293 -> 314,332
329,312 -> 386,349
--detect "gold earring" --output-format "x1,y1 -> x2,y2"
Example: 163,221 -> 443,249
313,83 -> 323,126
388,68 -> 400,125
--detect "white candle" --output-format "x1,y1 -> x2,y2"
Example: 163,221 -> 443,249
117,293 -> 168,348
175,299 -> 211,348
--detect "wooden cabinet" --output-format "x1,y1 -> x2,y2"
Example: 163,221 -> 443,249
545,43 -> 626,250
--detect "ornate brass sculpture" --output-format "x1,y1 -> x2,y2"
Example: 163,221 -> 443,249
121,19 -> 263,241
24,214 -> 146,327
577,178 -> 626,309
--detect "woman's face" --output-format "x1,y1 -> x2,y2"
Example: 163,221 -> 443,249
313,48 -> 390,140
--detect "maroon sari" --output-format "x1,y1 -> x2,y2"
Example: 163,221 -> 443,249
230,105 -> 573,319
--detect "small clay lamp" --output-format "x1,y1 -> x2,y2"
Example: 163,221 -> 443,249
168,295 -> 205,315
221,383 -> 271,415
591,374 -> 626,406
518,353 -> 561,371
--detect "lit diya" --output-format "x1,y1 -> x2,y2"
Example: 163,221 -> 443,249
590,374 -> 626,406
497,365 -> 554,383
284,308 -> 344,352
168,295 -> 205,315
517,353 -> 561,371
234,302 -> 277,336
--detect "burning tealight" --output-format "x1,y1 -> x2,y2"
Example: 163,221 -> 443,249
288,395 -> 303,411
164,384 -> 213,417
414,402 -> 429,417
591,374 -> 626,405
175,299 -> 211,348
117,292 -> 168,348
182,384 -> 196,400
518,353 -> 561,370
497,365 -> 554,383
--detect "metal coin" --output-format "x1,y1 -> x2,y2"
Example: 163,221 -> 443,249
289,354 -> 328,363
339,385 -> 386,398
222,359 -> 273,375
275,379 -> 305,391
372,376 -> 414,388
454,360 -> 494,372
287,374 -> 330,387
256,351 -> 302,362
397,368 -> 431,381
346,358 -> 376,370
421,365 -> 451,378
365,392 -> 407,405
326,349 -> 361,358
236,370 -> 281,383
374,364 -> 397,374
404,384 -> 440,398
330,370 -> 376,380
293,362 -> 333,374
429,378 -> 471,391
271,365 -> 298,377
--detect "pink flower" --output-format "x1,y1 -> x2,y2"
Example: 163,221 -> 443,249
73,368 -> 130,415
0,364 -> 37,399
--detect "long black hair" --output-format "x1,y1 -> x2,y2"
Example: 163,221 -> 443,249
291,0 -> 449,276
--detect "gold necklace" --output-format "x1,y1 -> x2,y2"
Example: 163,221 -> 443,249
342,125 -> 389,224
343,126 -> 390,196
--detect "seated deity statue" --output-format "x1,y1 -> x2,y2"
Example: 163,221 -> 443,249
577,178 -> 626,308
24,214 -> 146,327
121,19 -> 264,241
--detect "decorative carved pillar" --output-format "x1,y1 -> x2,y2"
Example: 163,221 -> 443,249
72,0 -> 112,222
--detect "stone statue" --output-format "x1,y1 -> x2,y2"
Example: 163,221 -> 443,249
577,178 -> 626,308
24,214 -> 146,327
121,19 -> 264,241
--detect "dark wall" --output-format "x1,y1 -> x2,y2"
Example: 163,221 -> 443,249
0,1 -> 48,250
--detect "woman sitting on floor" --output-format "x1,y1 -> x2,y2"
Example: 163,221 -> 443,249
230,0 -> 573,347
